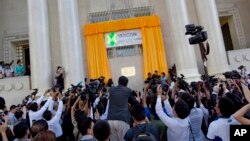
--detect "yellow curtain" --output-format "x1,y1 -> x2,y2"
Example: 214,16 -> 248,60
86,33 -> 111,80
84,16 -> 161,36
84,16 -> 168,80
142,27 -> 169,79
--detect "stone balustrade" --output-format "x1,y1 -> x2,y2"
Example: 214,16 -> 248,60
0,76 -> 32,108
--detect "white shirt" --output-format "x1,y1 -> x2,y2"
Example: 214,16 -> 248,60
4,67 -> 13,77
28,96 -> 52,126
156,96 -> 189,141
47,100 -> 63,137
207,116 -> 240,141
93,97 -> 109,120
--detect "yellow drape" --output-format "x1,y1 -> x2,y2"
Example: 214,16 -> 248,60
84,16 -> 168,80
86,33 -> 111,80
84,16 -> 161,36
142,27 -> 168,79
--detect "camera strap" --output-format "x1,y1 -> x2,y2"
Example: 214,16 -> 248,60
188,118 -> 195,141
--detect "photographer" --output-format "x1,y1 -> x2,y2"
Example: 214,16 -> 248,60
28,89 -> 53,127
8,105 -> 18,126
181,93 -> 208,141
124,104 -> 160,141
107,76 -> 138,141
161,72 -> 167,85
143,77 -> 169,141
106,79 -> 114,88
207,97 -> 240,141
54,66 -> 65,92
43,91 -> 63,139
93,90 -> 109,121
155,85 -> 191,141
233,102 -> 250,125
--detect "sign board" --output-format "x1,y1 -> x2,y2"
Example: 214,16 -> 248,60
105,29 -> 142,48
121,67 -> 136,77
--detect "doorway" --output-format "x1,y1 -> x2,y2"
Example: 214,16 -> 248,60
11,40 -> 30,75
221,23 -> 234,51
24,47 -> 30,75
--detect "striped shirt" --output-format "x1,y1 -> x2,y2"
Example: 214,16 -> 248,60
188,108 -> 206,141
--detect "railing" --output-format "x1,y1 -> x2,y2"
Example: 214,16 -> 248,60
0,76 -> 31,108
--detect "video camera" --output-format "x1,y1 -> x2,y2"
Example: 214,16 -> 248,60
175,74 -> 192,93
145,76 -> 169,94
22,89 -> 39,106
31,88 -> 38,96
238,65 -> 245,70
223,70 -> 241,79
185,24 -> 208,45
201,75 -> 218,89
86,80 -> 100,94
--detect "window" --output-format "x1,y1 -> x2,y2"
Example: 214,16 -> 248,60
107,45 -> 142,58
89,7 -> 152,23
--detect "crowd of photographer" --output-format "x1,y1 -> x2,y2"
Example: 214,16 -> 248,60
1,64 -> 250,141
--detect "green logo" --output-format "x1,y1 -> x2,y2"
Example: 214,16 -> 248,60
106,32 -> 117,47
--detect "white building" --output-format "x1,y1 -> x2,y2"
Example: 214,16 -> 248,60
0,0 -> 250,107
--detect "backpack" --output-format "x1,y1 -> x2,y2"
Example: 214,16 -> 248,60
132,123 -> 157,141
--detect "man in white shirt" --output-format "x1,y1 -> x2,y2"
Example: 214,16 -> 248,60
4,63 -> 14,78
155,85 -> 191,141
28,90 -> 53,127
43,92 -> 63,138
207,97 -> 240,141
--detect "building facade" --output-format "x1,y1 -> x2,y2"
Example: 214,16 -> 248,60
0,0 -> 250,106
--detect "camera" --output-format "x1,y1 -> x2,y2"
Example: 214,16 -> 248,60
31,89 -> 38,96
223,71 -> 241,79
175,74 -> 192,92
238,65 -> 245,70
147,77 -> 169,94
185,24 -> 208,45
86,80 -> 100,94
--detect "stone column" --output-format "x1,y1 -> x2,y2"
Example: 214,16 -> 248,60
165,0 -> 200,81
28,0 -> 52,94
194,0 -> 229,75
57,0 -> 85,88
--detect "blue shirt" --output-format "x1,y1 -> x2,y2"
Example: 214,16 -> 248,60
15,65 -> 25,76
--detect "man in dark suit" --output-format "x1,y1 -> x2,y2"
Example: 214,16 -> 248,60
107,76 -> 138,141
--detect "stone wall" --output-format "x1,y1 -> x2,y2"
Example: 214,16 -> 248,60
216,0 -> 250,49
228,48 -> 250,71
0,0 -> 249,79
